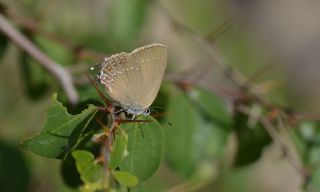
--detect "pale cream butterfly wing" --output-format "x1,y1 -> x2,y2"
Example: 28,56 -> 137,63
99,44 -> 168,115
129,44 -> 168,108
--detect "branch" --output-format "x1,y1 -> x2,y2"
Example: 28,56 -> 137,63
0,13 -> 78,104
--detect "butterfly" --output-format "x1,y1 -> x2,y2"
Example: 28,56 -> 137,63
95,44 -> 168,118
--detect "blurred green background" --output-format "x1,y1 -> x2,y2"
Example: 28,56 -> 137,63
1,0 -> 320,191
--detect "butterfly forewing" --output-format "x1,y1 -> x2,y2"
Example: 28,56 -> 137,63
100,44 -> 168,110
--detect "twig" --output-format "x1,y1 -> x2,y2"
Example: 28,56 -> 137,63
0,13 -> 78,104
247,60 -> 276,82
206,17 -> 235,41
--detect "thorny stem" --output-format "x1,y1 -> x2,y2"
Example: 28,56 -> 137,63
96,105 -> 119,189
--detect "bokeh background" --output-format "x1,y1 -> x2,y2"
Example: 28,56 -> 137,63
1,0 -> 320,191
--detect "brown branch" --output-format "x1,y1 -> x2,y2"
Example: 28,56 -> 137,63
0,13 -> 78,104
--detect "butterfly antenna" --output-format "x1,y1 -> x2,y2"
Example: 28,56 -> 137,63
149,108 -> 158,115
150,108 -> 166,119
149,108 -> 172,125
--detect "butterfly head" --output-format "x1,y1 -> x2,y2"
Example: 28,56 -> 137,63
90,58 -> 108,83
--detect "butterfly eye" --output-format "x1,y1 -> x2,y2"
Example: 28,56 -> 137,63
145,108 -> 151,115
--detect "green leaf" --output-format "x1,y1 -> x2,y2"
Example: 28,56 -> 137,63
234,112 -> 271,166
112,171 -> 138,187
80,182 -> 104,192
21,93 -> 98,159
165,92 -> 230,177
72,150 -> 103,184
165,93 -> 202,176
194,88 -> 232,128
119,116 -> 164,183
129,184 -> 145,192
72,150 -> 95,173
109,129 -> 129,170
0,32 -> 8,60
